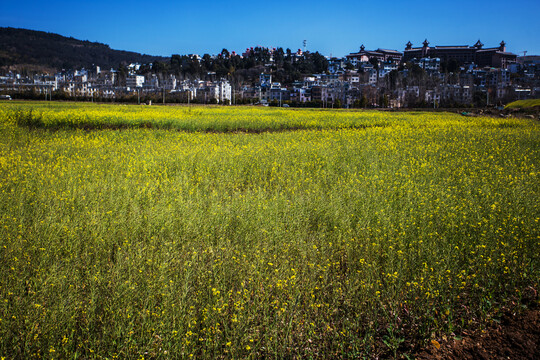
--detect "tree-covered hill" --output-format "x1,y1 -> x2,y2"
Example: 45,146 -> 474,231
0,27 -> 329,86
0,27 -> 167,70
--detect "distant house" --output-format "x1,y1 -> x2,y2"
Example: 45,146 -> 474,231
196,80 -> 232,103
411,57 -> 441,72
126,75 -> 145,90
378,62 -> 398,78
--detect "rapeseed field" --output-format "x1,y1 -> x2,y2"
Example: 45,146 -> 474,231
1,102 -> 539,358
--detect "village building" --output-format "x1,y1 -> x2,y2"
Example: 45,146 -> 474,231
403,40 -> 517,68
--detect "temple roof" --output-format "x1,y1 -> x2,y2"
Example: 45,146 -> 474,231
476,47 -> 504,52
376,48 -> 403,54
432,45 -> 471,49
346,50 -> 384,57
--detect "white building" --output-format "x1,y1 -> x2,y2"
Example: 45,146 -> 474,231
206,80 -> 232,103
368,69 -> 378,84
379,63 -> 398,78
217,80 -> 232,103
126,75 -> 145,89
162,75 -> 177,91
128,63 -> 141,71
328,57 -> 346,74
259,73 -> 272,87
414,58 -> 441,71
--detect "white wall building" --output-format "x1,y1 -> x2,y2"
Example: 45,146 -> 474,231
217,80 -> 232,103
206,80 -> 232,103
126,75 -> 145,89
162,75 -> 177,91
379,63 -> 398,78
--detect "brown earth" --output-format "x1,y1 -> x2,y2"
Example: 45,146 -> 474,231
415,306 -> 540,360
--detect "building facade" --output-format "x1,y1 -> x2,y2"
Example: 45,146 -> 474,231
346,45 -> 403,65
403,40 -> 517,68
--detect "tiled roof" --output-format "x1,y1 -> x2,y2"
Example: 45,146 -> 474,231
432,46 -> 471,49
476,47 -> 501,52
346,50 -> 383,57
376,48 -> 403,54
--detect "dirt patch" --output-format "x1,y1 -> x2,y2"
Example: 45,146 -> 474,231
416,306 -> 540,360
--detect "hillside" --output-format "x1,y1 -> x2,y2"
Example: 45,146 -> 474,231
0,27 -> 167,70
505,99 -> 540,110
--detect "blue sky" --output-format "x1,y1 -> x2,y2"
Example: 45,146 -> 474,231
2,0 -> 539,57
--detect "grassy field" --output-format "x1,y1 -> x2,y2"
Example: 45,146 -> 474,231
504,98 -> 540,110
1,102 -> 539,359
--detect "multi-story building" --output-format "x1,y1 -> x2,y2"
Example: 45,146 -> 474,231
162,75 -> 177,91
206,80 -> 231,103
269,83 -> 289,102
359,64 -> 378,84
34,75 -> 58,90
289,87 -> 311,103
73,73 -> 87,84
145,74 -> 159,89
328,57 -> 346,74
413,57 -> 441,72
259,73 -> 272,88
346,45 -> 403,66
238,85 -> 258,100
126,75 -> 145,89
439,84 -> 473,104
403,40 -> 517,68
63,81 -> 99,97
518,55 -> 540,65
379,62 -> 398,78
475,42 -> 517,68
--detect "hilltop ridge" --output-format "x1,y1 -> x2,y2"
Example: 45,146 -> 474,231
0,27 -> 167,70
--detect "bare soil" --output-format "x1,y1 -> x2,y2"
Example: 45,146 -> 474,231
415,306 -> 540,360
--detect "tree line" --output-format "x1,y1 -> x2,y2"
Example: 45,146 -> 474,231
136,47 -> 329,86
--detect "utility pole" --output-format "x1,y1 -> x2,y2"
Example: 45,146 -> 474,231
163,87 -> 165,104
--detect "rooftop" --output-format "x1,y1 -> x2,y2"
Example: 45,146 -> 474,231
376,48 -> 403,54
